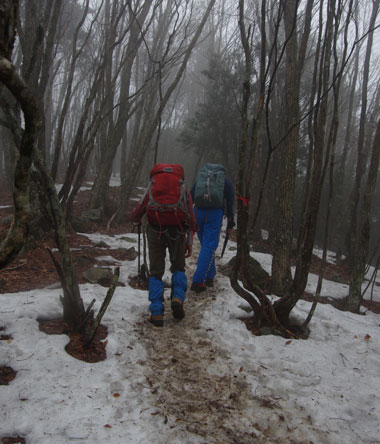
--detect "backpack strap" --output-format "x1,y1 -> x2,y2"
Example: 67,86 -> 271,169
146,179 -> 154,206
147,178 -> 164,238
174,210 -> 184,234
138,183 -> 150,205
179,179 -> 187,209
206,172 -> 211,203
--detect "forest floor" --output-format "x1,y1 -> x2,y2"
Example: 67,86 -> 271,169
136,274 -> 306,444
0,186 -> 377,305
1,186 -> 380,443
1,185 -> 379,313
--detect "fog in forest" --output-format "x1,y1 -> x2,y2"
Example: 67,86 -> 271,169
1,0 -> 380,316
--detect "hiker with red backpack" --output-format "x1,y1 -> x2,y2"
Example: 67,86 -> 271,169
131,164 -> 197,327
190,163 -> 235,293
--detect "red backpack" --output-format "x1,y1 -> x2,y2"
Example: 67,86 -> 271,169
146,164 -> 190,227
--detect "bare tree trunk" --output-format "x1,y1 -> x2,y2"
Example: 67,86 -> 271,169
35,0 -> 63,160
115,0 -> 217,224
1,128 -> 17,189
230,0 -> 274,326
275,0 -> 336,322
302,0 -> 350,326
90,1 -> 151,210
119,129 -> 129,181
345,0 -> 380,267
0,0 -> 41,268
17,0 -> 61,161
346,118 -> 380,312
334,33 -> 360,254
50,0 -> 90,181
58,66 -> 106,209
0,56 -> 41,268
0,0 -> 18,62
32,146 -> 86,328
274,0 -> 355,322
271,0 -> 300,294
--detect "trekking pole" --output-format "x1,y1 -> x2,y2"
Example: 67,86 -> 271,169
137,223 -> 141,275
220,229 -> 229,258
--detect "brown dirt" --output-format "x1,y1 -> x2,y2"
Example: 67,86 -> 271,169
1,185 -> 379,443
0,187 -> 134,294
137,249 -> 325,443
253,238 -> 352,285
0,186 -> 135,372
0,366 -> 17,385
38,319 -> 109,363
1,438 -> 26,444
1,184 -> 380,313
2,186 -> 376,307
1,185 -> 380,362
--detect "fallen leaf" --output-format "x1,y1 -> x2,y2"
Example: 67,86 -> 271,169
113,393 -> 120,398
285,340 -> 292,345
104,424 -> 112,428
364,334 -> 371,341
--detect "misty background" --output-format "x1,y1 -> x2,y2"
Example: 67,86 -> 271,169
1,0 -> 380,318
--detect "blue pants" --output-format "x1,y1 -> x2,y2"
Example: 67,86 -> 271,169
148,271 -> 187,316
192,207 -> 223,284
147,224 -> 188,316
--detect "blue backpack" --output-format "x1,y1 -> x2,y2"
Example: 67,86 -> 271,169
193,163 -> 226,209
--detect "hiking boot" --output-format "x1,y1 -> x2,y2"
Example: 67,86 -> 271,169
149,315 -> 164,327
171,298 -> 185,320
205,278 -> 214,287
190,282 -> 207,293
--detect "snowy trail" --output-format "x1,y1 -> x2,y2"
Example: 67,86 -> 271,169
138,288 -> 272,443
2,230 -> 380,443
136,246 -> 328,444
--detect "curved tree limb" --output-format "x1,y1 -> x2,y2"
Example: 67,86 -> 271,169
0,56 -> 41,269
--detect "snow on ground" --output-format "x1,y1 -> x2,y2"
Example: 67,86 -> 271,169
1,232 -> 380,443
311,247 -> 339,264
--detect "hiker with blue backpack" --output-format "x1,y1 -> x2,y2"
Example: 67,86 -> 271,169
131,164 -> 197,327
190,163 -> 235,293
